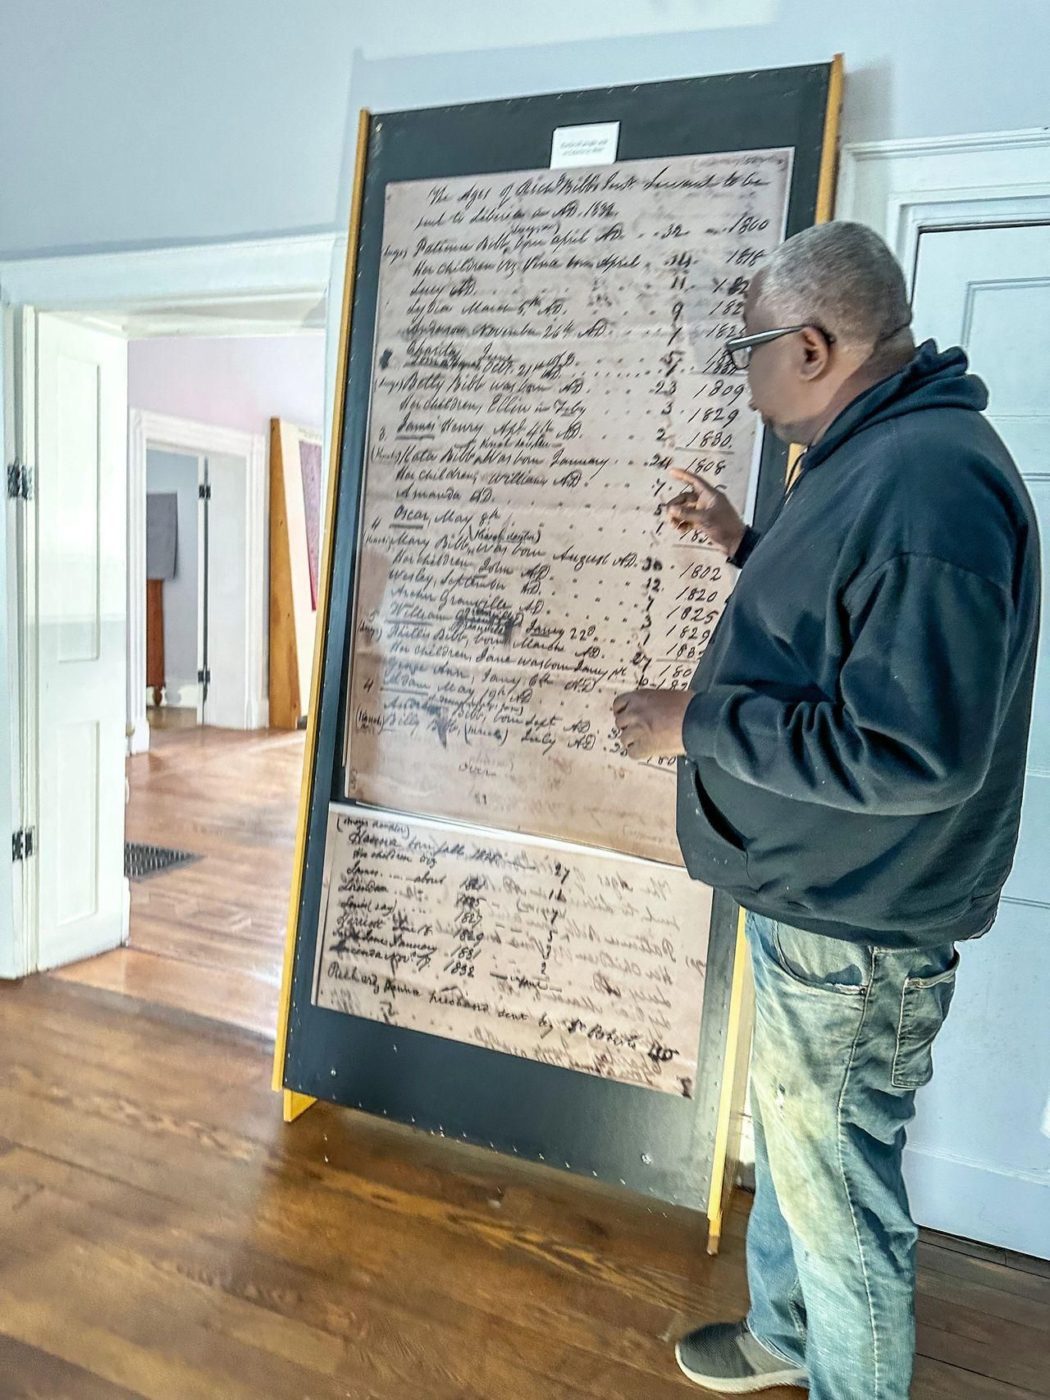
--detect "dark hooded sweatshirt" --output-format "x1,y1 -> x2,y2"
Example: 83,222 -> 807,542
677,342 -> 1041,949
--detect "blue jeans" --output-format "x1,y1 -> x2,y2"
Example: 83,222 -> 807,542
744,910 -> 958,1400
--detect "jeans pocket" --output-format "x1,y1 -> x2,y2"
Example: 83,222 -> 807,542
680,764 -> 749,882
892,950 -> 960,1090
768,919 -> 870,996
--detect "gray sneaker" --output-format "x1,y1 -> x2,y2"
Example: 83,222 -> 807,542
675,1320 -> 808,1393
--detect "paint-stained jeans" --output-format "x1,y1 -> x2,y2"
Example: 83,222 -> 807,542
744,910 -> 959,1400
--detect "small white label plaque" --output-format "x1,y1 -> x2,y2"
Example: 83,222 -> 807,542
550,120 -> 620,169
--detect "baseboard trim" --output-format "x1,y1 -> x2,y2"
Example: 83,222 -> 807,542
904,1143 -> 1050,1259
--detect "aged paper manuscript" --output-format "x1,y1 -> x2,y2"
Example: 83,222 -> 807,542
314,807 -> 711,1096
345,148 -> 792,863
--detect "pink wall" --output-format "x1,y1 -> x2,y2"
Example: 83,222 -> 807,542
128,333 -> 325,438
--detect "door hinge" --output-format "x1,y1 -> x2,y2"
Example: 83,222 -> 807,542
6,461 -> 33,500
197,668 -> 211,684
12,827 -> 35,862
198,483 -> 212,500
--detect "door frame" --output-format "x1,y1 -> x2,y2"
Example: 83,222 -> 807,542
837,126 -> 1050,288
0,233 -> 339,979
130,410 -> 267,751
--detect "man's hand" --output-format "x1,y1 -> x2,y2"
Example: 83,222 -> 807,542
665,467 -> 746,558
612,688 -> 693,761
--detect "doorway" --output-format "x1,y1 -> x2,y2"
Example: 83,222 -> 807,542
0,233 -> 339,1017
129,409 -> 268,752
146,446 -> 203,729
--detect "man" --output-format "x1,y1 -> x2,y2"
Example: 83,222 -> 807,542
612,221 -> 1040,1400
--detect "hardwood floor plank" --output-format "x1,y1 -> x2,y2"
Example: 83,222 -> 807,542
919,1237 -> 1050,1309
0,1333 -> 145,1400
913,1354 -> 1046,1400
923,1228 -> 1050,1281
916,1301 -> 1050,1394
918,1257 -> 1050,1333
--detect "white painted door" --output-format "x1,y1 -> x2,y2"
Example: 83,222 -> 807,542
0,308 -> 24,978
903,223 -> 1050,1257
203,451 -> 249,729
144,446 -> 204,717
195,460 -> 206,726
35,314 -> 128,970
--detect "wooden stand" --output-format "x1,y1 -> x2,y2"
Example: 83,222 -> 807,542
268,419 -> 321,730
146,578 -> 165,707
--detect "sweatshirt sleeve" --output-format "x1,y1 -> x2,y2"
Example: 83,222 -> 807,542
727,526 -> 761,569
682,554 -> 1015,815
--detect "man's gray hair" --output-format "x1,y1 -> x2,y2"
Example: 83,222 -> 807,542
759,221 -> 913,353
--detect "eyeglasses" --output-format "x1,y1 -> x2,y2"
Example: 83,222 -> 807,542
724,323 -> 836,372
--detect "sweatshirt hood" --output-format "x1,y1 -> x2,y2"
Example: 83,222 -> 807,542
806,341 -> 989,470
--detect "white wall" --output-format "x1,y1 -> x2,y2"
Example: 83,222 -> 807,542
128,335 -> 325,442
3,2 -> 1050,259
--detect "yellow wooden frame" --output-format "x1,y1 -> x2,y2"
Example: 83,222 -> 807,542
705,52 -> 845,1251
273,109 -> 372,1123
268,418 -> 323,731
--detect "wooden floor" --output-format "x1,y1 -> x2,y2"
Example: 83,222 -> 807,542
1,977 -> 1049,1399
145,705 -> 200,731
14,725 -> 1048,1398
54,726 -> 305,1037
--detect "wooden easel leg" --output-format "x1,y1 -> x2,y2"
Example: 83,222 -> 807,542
283,1090 -> 317,1123
705,911 -> 755,1257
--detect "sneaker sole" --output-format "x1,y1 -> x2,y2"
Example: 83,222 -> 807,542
675,1340 -> 808,1394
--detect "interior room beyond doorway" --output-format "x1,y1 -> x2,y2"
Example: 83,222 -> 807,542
58,324 -> 327,1034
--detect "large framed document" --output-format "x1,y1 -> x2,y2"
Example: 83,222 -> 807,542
274,60 -> 842,1245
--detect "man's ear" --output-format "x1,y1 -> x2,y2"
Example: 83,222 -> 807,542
797,325 -> 832,381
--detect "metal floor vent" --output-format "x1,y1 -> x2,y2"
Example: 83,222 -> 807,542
124,842 -> 200,881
